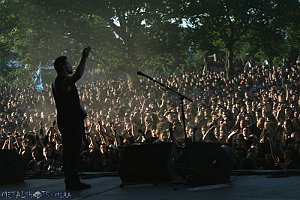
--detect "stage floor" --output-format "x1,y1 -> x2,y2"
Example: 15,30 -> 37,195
1,171 -> 300,200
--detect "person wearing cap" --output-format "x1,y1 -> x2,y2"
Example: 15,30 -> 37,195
52,47 -> 91,191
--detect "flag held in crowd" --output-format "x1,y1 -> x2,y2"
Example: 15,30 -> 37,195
34,63 -> 44,92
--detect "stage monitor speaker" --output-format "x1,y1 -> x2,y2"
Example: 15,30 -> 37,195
118,143 -> 178,185
174,142 -> 233,185
0,149 -> 27,185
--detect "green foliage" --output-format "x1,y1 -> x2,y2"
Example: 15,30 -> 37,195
183,0 -> 299,78
0,0 -> 299,84
185,49 -> 208,70
0,0 -> 33,84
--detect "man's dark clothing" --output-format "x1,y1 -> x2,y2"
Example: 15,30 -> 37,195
52,75 -> 87,185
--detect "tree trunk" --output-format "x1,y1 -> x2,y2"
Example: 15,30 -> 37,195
122,43 -> 140,90
225,45 -> 234,79
123,67 -> 140,91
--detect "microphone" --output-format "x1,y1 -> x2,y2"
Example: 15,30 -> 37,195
137,71 -> 146,76
137,71 -> 153,80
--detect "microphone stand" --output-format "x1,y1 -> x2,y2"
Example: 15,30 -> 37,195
137,71 -> 193,184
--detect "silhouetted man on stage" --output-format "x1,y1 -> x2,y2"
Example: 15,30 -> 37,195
52,47 -> 91,191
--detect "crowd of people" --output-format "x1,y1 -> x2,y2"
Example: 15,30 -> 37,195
0,60 -> 300,175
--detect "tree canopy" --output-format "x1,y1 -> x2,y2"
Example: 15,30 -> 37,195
0,0 -> 299,85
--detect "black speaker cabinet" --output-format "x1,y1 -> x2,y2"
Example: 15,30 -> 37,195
118,143 -> 178,185
0,149 -> 27,185
174,142 -> 233,185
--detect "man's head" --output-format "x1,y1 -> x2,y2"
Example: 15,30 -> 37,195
54,56 -> 73,75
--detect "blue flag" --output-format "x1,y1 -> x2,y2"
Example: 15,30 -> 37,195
34,64 -> 43,92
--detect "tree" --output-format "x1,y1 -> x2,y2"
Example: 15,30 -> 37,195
77,0 -> 189,88
183,0 -> 300,79
18,0 -> 190,89
0,0 -> 31,84
1,0 -> 299,85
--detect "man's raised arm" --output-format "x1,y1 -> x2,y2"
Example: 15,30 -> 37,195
64,47 -> 91,88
